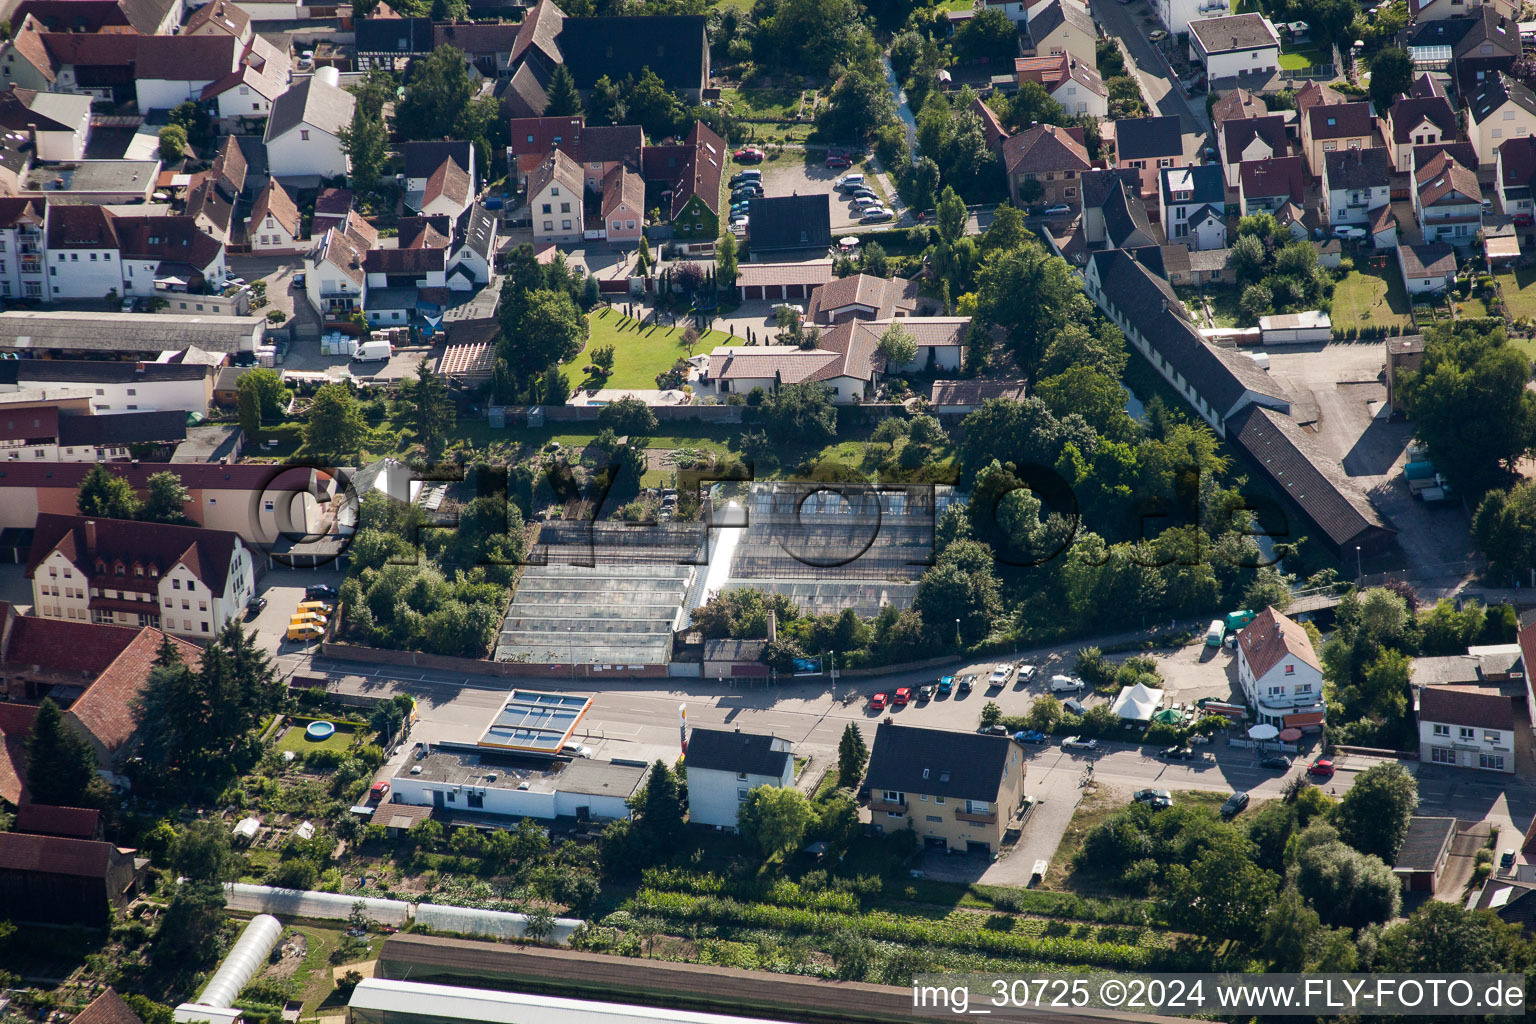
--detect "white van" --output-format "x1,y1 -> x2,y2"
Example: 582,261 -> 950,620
1050,674 -> 1084,692
354,339 -> 392,362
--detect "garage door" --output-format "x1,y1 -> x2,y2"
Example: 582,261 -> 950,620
967,840 -> 991,856
923,835 -> 948,849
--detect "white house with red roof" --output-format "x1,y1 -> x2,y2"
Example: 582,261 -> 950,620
25,512 -> 255,638
1417,685 -> 1515,773
1235,606 -> 1326,729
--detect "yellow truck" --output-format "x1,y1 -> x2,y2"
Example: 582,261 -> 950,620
297,600 -> 336,616
289,611 -> 329,629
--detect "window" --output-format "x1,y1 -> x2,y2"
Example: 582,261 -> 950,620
1431,746 -> 1454,764
552,187 -> 560,196
925,815 -> 942,823
965,800 -> 991,814
172,579 -> 181,589
562,220 -> 572,230
881,790 -> 903,804
1485,730 -> 1501,744
542,203 -> 552,214
886,811 -> 904,819
737,788 -> 749,800
935,796 -> 945,805
1284,663 -> 1294,675
560,203 -> 570,213
1480,753 -> 1505,770
467,791 -> 484,808
300,129 -> 309,140
1459,726 -> 1475,740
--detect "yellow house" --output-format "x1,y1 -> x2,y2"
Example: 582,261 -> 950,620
862,722 -> 1027,856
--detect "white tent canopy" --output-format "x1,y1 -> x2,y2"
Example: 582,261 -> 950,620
1110,682 -> 1165,722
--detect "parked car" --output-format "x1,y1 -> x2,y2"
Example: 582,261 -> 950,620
870,693 -> 888,710
825,154 -> 852,169
1050,674 -> 1084,692
1308,759 -> 1335,778
989,666 -> 1011,687
292,272 -> 306,289
368,781 -> 390,804
1260,755 -> 1291,770
562,742 -> 595,758
730,214 -> 749,230
1501,848 -> 1517,870
1163,746 -> 1194,760
734,147 -> 765,162
834,173 -> 866,191
1041,203 -> 1071,217
937,675 -> 955,695
1333,225 -> 1368,240
1133,788 -> 1173,808
1016,664 -> 1037,685
729,170 -> 762,187
957,674 -> 975,694
917,683 -> 936,702
893,687 -> 913,706
852,195 -> 884,209
1516,213 -> 1533,227
980,723 -> 1009,735
1014,729 -> 1047,743
1220,791 -> 1250,818
861,208 -> 893,223
305,584 -> 340,602
1062,736 -> 1098,751
730,201 -> 751,213
245,596 -> 267,618
1149,28 -> 1168,40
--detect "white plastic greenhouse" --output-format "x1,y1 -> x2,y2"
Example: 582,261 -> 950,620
225,883 -> 412,927
414,903 -> 583,944
199,914 -> 283,1007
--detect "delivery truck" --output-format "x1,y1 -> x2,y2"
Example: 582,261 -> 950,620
354,339 -> 392,362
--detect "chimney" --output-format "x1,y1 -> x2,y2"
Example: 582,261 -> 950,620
84,519 -> 96,551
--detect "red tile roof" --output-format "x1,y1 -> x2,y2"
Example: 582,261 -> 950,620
0,830 -> 115,877
1239,156 -> 1305,204
25,512 -> 242,595
1237,606 -> 1320,680
249,178 -> 300,238
4,614 -> 142,674
70,625 -> 200,756
0,702 -> 37,805
15,802 -> 99,838
1419,685 -> 1515,731
71,989 -> 144,1024
1003,123 -> 1090,176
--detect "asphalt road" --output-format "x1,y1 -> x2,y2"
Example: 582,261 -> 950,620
1091,0 -> 1210,138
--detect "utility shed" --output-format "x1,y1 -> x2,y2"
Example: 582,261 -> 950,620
1394,816 -> 1457,893
1259,310 -> 1331,344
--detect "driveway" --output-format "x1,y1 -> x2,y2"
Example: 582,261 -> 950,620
1264,342 -> 1478,589
1091,0 -> 1210,138
228,252 -> 321,342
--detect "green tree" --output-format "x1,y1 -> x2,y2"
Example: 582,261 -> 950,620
142,471 -> 193,525
758,382 -> 837,445
1292,823 -> 1401,928
716,231 -> 738,286
429,0 -> 466,17
738,785 -> 816,863
340,106 -> 388,189
837,722 -> 868,787
954,8 -> 1017,65
1474,481 -> 1536,581
304,382 -> 368,462
915,540 -> 1002,646
1368,47 -> 1414,114
596,396 -> 659,435
543,64 -> 582,117
77,463 -> 141,520
158,124 -> 187,162
155,882 -> 226,967
936,186 -> 967,244
1333,761 -> 1418,862
817,792 -> 861,859
1229,232 -> 1267,283
499,288 -> 587,385
1240,283 -> 1273,324
398,362 -> 455,459
395,45 -> 475,141
975,244 -> 1078,380
1161,841 -> 1279,949
634,760 -> 686,851
25,698 -> 99,807
523,905 -> 557,942
175,819 -> 238,883
1376,901 -> 1526,973
819,66 -> 896,142
876,322 -> 919,370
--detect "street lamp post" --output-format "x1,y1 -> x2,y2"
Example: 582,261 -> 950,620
955,617 -> 961,650
1356,545 -> 1362,585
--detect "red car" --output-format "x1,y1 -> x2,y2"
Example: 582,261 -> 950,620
368,781 -> 391,803
734,147 -> 765,163
893,687 -> 913,706
1516,213 -> 1534,227
825,154 -> 852,169
1308,759 -> 1335,778
870,693 -> 888,710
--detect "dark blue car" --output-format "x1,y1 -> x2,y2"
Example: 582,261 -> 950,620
1013,729 -> 1047,743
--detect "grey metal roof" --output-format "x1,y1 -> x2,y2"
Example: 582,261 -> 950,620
0,310 -> 261,354
685,727 -> 790,778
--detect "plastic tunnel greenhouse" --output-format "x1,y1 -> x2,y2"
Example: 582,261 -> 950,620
414,903 -> 583,944
225,883 -> 412,927
197,914 -> 283,1008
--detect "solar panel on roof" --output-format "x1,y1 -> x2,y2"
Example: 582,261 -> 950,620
476,690 -> 593,754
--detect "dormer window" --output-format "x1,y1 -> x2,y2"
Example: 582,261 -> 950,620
114,562 -> 124,575
95,559 -> 106,574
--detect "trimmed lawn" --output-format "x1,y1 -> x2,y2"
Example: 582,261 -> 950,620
275,719 -> 359,754
718,86 -> 805,120
1279,46 -> 1328,71
562,308 -> 741,390
1496,267 -> 1536,320
1330,266 -> 1413,329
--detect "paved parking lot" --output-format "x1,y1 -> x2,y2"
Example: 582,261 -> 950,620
1264,342 -> 1477,586
249,565 -> 347,660
739,155 -> 890,234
